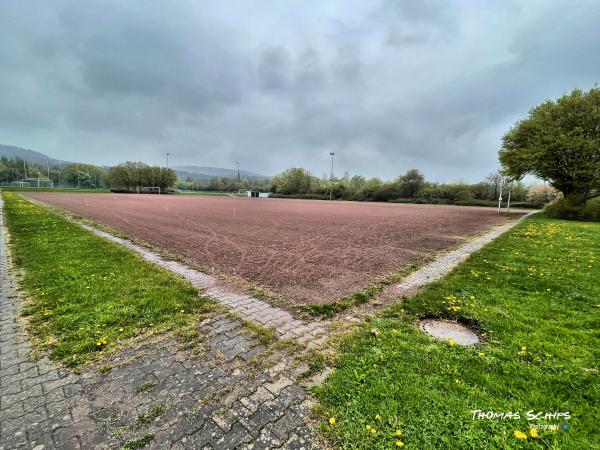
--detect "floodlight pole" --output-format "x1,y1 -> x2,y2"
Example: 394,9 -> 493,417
506,189 -> 511,213
329,152 -> 335,201
166,152 -> 170,169
236,161 -> 240,193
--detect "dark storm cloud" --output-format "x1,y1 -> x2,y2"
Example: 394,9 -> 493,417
0,0 -> 599,181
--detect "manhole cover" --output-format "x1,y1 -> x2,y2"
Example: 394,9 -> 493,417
419,319 -> 479,346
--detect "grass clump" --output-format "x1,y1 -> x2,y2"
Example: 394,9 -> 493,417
136,382 -> 157,393
132,404 -> 167,428
297,349 -> 328,380
314,215 -> 599,449
271,338 -> 305,355
122,433 -> 155,450
98,364 -> 113,374
2,192 -> 214,367
241,320 -> 277,345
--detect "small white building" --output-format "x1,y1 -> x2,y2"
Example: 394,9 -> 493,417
246,191 -> 270,198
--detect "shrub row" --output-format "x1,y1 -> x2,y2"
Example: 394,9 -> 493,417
268,193 -> 541,209
546,197 -> 600,221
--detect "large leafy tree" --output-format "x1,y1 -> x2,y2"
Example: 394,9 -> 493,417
106,161 -> 176,192
397,168 -> 426,198
499,87 -> 600,204
270,167 -> 315,194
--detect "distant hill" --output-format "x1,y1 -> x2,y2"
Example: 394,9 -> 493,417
0,144 -> 70,167
173,165 -> 267,181
0,145 -> 268,180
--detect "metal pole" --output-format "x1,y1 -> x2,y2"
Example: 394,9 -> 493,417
497,178 -> 504,213
236,161 -> 240,193
329,152 -> 335,200
506,189 -> 511,213
166,152 -> 170,169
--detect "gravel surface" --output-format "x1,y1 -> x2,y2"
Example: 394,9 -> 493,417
24,193 -> 525,306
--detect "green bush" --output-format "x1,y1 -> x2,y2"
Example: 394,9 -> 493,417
582,197 -> 600,221
546,197 -> 600,221
454,190 -> 475,203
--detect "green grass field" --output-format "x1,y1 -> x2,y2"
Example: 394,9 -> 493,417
314,215 -> 599,449
2,192 -> 214,367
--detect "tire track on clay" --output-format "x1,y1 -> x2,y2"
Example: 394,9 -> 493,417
22,193 -> 527,306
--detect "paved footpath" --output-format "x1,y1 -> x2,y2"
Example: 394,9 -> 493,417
0,202 -> 324,449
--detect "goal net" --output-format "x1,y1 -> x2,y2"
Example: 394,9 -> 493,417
136,186 -> 161,194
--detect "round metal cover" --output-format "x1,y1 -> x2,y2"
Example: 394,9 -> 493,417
419,319 -> 479,346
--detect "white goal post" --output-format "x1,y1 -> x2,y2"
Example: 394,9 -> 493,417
136,186 -> 161,194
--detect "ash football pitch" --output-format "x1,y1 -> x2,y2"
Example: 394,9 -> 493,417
25,193 -> 522,305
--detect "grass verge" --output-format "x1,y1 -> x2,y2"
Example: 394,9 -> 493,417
313,214 -> 599,449
2,192 -> 214,367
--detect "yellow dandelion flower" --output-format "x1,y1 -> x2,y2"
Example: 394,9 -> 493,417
375,414 -> 381,420
370,428 -> 376,434
395,429 -> 402,437
448,338 -> 456,347
478,352 -> 485,357
328,417 -> 336,425
396,441 -> 405,448
366,424 -> 371,431
529,428 -> 539,438
514,430 -> 527,440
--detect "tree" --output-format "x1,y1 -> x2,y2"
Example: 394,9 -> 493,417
106,162 -> 176,192
485,171 -> 504,200
499,87 -> 600,204
270,168 -> 314,194
398,169 -> 426,198
527,184 -> 560,204
64,163 -> 105,188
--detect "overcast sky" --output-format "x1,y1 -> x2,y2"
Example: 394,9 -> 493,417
1,1 -> 599,182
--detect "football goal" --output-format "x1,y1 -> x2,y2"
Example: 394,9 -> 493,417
11,181 -> 31,188
136,186 -> 161,194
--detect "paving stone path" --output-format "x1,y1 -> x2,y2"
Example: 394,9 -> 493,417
0,200 -> 324,449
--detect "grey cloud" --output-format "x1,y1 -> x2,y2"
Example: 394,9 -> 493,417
0,0 -> 599,181
258,47 -> 291,92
